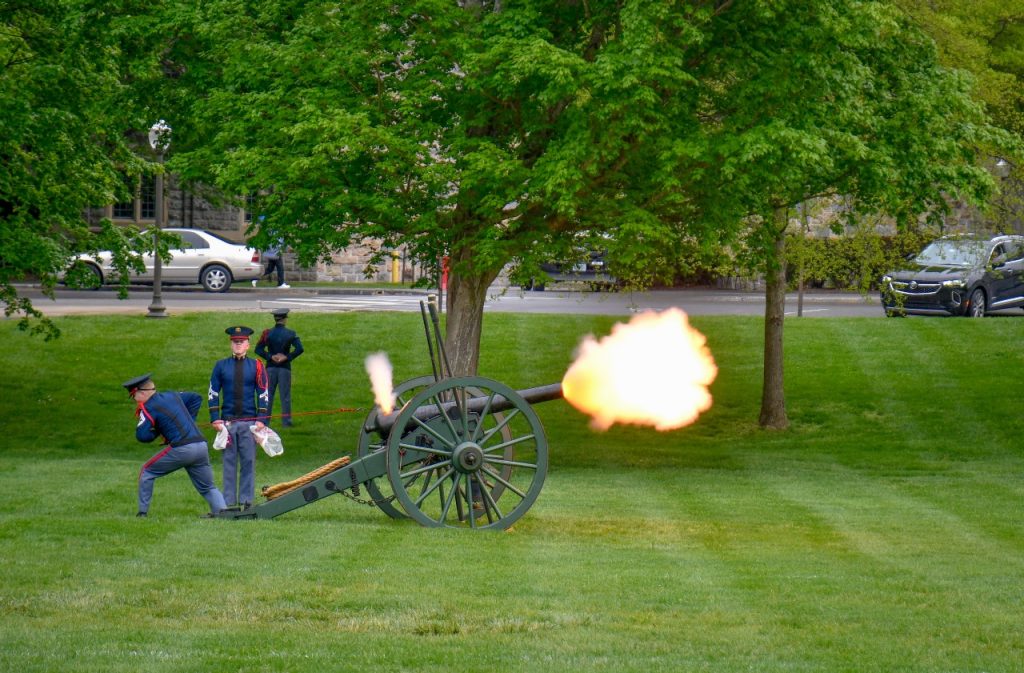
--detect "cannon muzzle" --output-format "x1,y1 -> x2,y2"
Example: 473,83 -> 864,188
369,382 -> 563,437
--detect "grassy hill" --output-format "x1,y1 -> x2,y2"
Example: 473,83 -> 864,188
1,312 -> 1022,672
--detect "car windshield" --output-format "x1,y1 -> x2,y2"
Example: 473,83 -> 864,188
913,240 -> 988,267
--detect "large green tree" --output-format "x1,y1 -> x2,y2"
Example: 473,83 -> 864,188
162,1 -> 1012,429
893,0 -> 1024,231
894,0 -> 1024,137
163,0 -> 727,375
0,0 -> 161,337
677,2 -> 1014,427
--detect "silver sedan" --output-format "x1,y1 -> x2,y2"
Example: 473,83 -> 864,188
64,228 -> 263,293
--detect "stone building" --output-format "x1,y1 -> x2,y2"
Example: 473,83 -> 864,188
84,175 -> 418,283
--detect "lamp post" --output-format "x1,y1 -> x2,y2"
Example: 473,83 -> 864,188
146,120 -> 171,318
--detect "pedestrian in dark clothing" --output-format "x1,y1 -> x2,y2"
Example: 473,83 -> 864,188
253,240 -> 289,289
255,308 -> 304,426
123,373 -> 226,518
209,326 -> 269,507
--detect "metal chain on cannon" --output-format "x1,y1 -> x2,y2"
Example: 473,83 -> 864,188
324,468 -> 398,507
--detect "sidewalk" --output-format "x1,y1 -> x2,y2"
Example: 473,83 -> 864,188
14,280 -> 879,303
239,283 -> 878,301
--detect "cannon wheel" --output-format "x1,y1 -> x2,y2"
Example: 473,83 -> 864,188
385,376 -> 548,530
356,376 -> 516,519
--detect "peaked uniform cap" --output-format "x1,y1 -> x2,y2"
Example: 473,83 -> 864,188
226,325 -> 254,340
271,308 -> 290,318
122,373 -> 153,393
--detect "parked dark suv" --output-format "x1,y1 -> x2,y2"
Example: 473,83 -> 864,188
881,234 -> 1024,317
524,250 -> 617,291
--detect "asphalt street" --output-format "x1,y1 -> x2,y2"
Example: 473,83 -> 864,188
10,284 -> 887,318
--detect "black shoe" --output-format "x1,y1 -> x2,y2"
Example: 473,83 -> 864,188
136,511 -> 147,518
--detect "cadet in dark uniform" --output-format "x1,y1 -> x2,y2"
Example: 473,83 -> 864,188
255,308 -> 304,427
209,326 -> 269,507
123,373 -> 227,518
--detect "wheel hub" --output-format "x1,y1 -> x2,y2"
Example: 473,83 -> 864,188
452,442 -> 484,474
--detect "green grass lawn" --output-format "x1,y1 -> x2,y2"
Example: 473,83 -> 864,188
1,311 -> 1022,672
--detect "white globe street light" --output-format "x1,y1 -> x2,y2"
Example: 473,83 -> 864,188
146,120 -> 171,318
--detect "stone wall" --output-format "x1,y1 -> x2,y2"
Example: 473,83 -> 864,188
315,243 -> 391,283
166,181 -> 247,237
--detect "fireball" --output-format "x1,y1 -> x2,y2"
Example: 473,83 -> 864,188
561,308 -> 717,431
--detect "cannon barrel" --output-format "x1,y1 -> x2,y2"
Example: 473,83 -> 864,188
369,382 -> 563,437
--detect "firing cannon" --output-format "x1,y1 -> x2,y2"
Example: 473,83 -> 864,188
218,299 -> 564,529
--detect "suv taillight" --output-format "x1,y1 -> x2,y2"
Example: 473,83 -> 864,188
251,251 -> 260,263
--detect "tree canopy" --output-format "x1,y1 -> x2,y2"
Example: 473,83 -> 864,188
3,0 -> 1017,413
162,0 -> 733,373
160,1 -> 1015,401
673,1 -> 1016,427
894,0 -> 1024,138
893,0 -> 1024,232
0,0 -> 164,336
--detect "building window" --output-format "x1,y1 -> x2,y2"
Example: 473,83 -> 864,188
112,174 -> 157,222
244,193 -> 257,223
140,175 -> 155,219
112,174 -> 136,219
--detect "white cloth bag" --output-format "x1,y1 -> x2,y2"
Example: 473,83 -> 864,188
251,425 -> 284,457
213,426 -> 231,451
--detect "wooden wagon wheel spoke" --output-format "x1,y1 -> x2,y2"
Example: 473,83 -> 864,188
401,459 -> 453,480
397,442 -> 452,458
439,477 -> 460,522
409,414 -> 459,450
413,467 -> 455,507
476,473 -> 504,521
480,408 -> 520,445
481,464 -> 529,500
470,393 -> 497,442
484,457 -> 540,470
481,434 -> 537,454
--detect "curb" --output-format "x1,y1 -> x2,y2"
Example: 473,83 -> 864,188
18,282 -> 878,303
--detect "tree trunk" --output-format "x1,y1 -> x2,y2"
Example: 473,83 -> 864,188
759,208 -> 789,429
444,248 -> 500,377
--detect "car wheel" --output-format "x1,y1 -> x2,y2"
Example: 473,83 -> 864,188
201,264 -> 232,293
65,262 -> 102,290
967,288 -> 986,317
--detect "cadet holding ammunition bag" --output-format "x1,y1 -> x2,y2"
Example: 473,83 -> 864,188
209,326 -> 269,508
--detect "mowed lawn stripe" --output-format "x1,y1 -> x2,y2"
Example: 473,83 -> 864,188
2,313 -> 1024,673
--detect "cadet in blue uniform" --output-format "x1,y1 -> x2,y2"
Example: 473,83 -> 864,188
255,308 -> 304,427
209,326 -> 269,507
123,373 -> 227,518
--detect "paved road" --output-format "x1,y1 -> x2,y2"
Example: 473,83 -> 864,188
9,284 -> 887,318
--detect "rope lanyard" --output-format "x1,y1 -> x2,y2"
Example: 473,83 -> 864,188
204,406 -> 366,427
